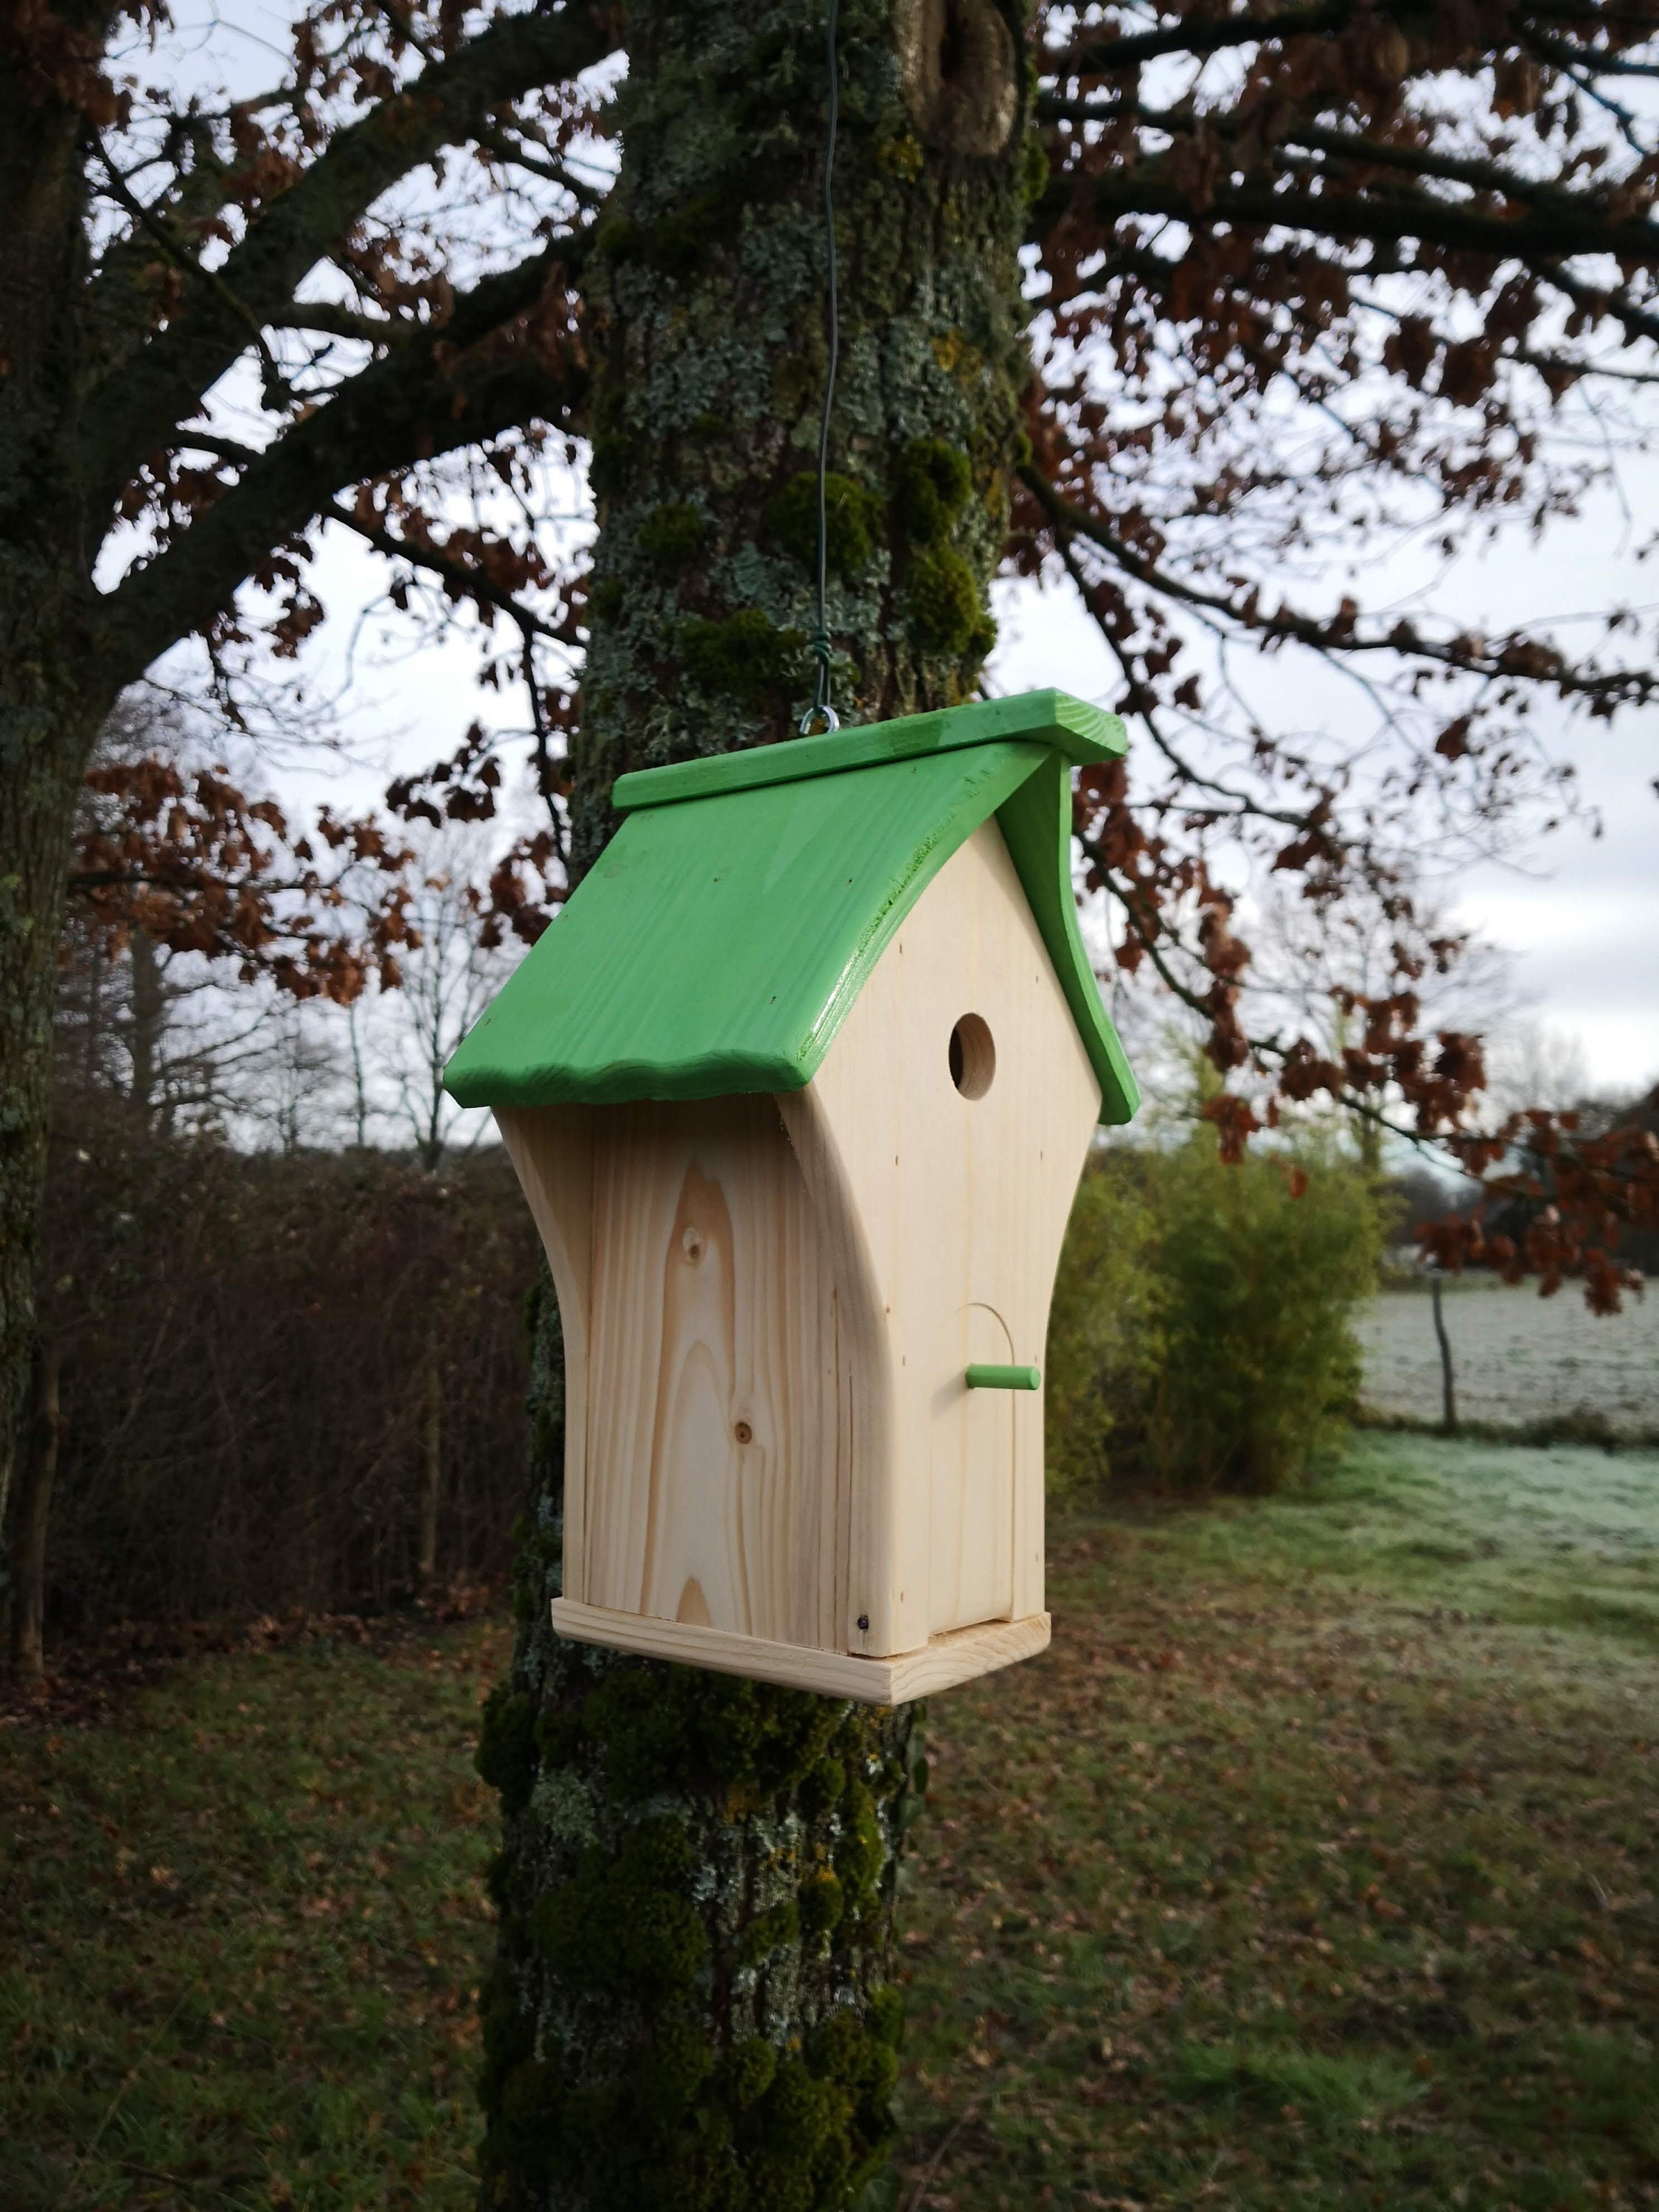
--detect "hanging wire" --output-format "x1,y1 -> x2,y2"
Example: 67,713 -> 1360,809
800,0 -> 841,737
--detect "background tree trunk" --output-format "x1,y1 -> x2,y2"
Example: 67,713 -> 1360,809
1,52 -> 115,1531
420,1359 -> 443,1591
0,678 -> 105,1532
1431,1273 -> 1458,1436
128,928 -> 164,1125
9,1338 -> 64,1683
474,3 -> 1033,2203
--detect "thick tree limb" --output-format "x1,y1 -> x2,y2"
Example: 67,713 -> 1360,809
1053,3 -> 1362,80
1040,94 -> 1646,222
1526,29 -> 1659,76
1053,1 -> 1659,81
269,300 -> 423,345
1062,164 -> 1659,276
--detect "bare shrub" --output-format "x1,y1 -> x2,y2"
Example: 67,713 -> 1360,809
29,1091 -> 540,1637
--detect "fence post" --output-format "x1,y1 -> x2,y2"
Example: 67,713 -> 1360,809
1430,1273 -> 1458,1436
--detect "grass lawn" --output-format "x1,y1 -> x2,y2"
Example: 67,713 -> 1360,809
0,1622 -> 509,2210
896,1434 -> 1659,2211
3,1433 -> 1656,2211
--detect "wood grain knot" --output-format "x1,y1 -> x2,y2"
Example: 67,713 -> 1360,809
734,1420 -> 754,1444
681,1224 -> 706,1262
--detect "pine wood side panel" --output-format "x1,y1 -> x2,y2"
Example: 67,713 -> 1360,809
581,1096 -> 855,1650
774,1086 -> 894,1658
770,1097 -> 889,1655
975,843 -> 1104,1628
805,821 -> 1102,1650
495,1105 -> 595,1604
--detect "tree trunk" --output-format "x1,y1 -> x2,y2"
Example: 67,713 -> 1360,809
420,1358 -> 443,1590
1,50 -> 113,1531
349,1002 -> 372,1147
1430,1273 -> 1458,1436
1354,1097 -> 1384,1182
128,925 -> 164,1124
476,4 -> 1031,2204
9,1338 -> 64,1683
0,673 -> 105,1533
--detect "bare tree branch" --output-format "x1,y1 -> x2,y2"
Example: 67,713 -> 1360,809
84,4 -> 615,516
97,246 -> 592,684
1059,162 -> 1659,274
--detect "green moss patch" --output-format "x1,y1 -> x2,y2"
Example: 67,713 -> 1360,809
892,438 -> 972,546
680,609 -> 808,709
638,501 -> 709,580
905,543 -> 992,657
766,472 -> 886,576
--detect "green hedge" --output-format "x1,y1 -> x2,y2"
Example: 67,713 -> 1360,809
1046,1119 -> 1383,1494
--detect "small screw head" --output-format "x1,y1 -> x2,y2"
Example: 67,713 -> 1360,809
857,1613 -> 870,1632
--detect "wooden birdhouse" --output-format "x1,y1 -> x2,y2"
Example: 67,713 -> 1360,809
444,689 -> 1138,1702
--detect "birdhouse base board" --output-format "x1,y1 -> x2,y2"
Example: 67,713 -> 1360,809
550,1599 -> 1051,1705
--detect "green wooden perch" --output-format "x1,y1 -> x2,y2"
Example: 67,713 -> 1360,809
966,1363 -> 1041,1391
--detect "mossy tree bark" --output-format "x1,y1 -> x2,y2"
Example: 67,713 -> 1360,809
0,47 -> 114,1527
0,681 -> 100,1541
474,2 -> 1035,2205
566,0 -> 1034,872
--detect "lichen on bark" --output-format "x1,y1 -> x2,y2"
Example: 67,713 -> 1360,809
476,4 -> 1031,2205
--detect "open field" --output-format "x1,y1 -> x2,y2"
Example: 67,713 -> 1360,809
1357,1281 -> 1659,1439
3,1433 -> 1657,2211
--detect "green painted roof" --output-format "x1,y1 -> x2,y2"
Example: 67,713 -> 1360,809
443,689 -> 1138,1124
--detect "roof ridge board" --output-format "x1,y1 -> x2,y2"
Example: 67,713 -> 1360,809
611,688 -> 1126,813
